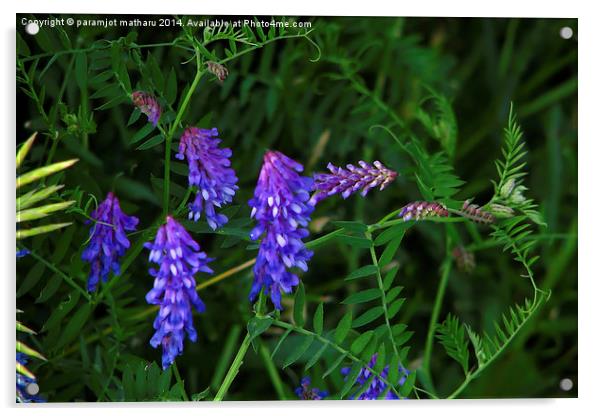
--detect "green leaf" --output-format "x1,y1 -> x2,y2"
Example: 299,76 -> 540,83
385,286 -> 403,303
17,159 -> 78,189
55,302 -> 92,349
282,335 -> 313,368
136,134 -> 165,150
345,265 -> 378,281
334,311 -> 353,344
436,314 -> 469,375
336,234 -> 373,248
382,265 -> 399,291
350,331 -> 373,355
17,201 -> 75,222
16,184 -> 64,210
331,221 -> 368,233
165,67 -> 177,105
313,303 -> 324,335
17,222 -> 72,239
75,52 -> 88,90
374,224 -> 408,246
339,362 -> 362,399
130,123 -> 156,145
388,298 -> 406,319
323,353 -> 347,378
305,343 -> 328,371
270,328 -> 292,359
399,371 -> 416,397
378,235 -> 403,267
16,132 -> 37,168
17,262 -> 45,297
342,288 -> 381,305
42,291 -> 81,332
247,316 -> 273,341
293,283 -> 306,327
352,306 -> 384,328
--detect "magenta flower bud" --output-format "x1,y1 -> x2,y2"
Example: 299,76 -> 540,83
399,201 -> 449,221
132,91 -> 161,126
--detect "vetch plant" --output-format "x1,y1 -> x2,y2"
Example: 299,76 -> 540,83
15,15 -> 575,403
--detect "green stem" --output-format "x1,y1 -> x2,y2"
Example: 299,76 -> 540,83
163,48 -> 203,216
213,333 -> 252,401
172,362 -> 190,401
366,229 -> 406,398
421,252 -> 453,394
258,339 -> 289,400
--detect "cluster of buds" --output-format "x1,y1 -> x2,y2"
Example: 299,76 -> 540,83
398,201 -> 448,221
500,178 -> 528,205
459,200 -> 495,224
452,245 -> 476,273
206,61 -> 229,83
310,160 -> 398,205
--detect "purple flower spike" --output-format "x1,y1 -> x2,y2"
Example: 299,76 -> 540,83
145,216 -> 213,369
295,376 -> 328,400
132,91 -> 161,126
341,354 -> 409,400
176,127 -> 239,230
248,150 -> 314,310
399,201 -> 449,221
82,192 -> 139,292
310,160 -> 397,205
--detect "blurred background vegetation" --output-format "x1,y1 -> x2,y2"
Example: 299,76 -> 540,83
16,15 -> 577,400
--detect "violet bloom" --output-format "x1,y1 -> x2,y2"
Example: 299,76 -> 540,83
295,376 -> 328,400
145,216 -> 213,369
132,91 -> 161,126
248,150 -> 314,310
310,160 -> 397,205
16,353 -> 44,403
176,127 -> 238,230
82,192 -> 139,292
341,354 -> 409,400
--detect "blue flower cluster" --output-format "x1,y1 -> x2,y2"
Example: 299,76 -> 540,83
295,376 -> 328,400
176,127 -> 238,230
82,192 -> 139,292
248,150 -> 314,309
144,216 -> 213,369
341,354 -> 409,400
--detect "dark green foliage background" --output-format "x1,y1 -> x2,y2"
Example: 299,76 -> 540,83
16,14 -> 577,400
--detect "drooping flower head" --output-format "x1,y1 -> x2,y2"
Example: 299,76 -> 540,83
176,127 -> 238,230
452,245 -> 476,273
248,150 -> 314,310
341,354 -> 409,400
295,376 -> 328,400
132,91 -> 161,126
145,216 -> 213,369
399,201 -> 448,222
82,192 -> 139,292
310,160 -> 397,205
16,353 -> 44,403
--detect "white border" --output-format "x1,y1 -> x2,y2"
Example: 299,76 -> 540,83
3,1 -> 597,415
